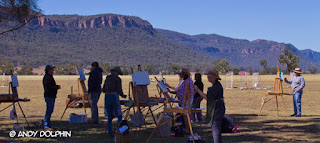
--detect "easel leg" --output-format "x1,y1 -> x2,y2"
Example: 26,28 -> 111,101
17,102 -> 30,127
276,95 -> 279,116
258,95 -> 267,116
60,106 -> 69,120
147,113 -> 164,143
149,106 -> 162,138
0,103 -> 13,112
280,95 -> 289,117
186,114 -> 195,143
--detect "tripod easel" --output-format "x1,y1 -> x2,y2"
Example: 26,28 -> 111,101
60,69 -> 89,120
0,75 -> 30,126
258,66 -> 290,117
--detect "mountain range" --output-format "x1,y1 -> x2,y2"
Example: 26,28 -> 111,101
0,13 -> 319,72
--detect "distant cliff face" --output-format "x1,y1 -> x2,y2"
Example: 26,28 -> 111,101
157,29 -> 319,70
28,14 -> 154,32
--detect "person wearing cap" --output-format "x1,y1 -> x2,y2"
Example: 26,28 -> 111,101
102,66 -> 127,136
165,68 -> 194,134
88,62 -> 103,124
284,68 -> 305,117
43,65 -> 61,130
194,69 -> 225,143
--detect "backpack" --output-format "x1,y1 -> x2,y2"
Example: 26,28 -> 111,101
221,116 -> 234,133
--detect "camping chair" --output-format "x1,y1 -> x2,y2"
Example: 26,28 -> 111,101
60,69 -> 90,120
0,75 -> 30,126
147,82 -> 201,143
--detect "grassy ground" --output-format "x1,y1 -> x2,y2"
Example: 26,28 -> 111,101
0,74 -> 319,142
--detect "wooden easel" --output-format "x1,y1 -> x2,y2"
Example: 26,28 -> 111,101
0,76 -> 30,127
258,66 -> 290,117
147,82 -> 201,143
60,77 -> 89,120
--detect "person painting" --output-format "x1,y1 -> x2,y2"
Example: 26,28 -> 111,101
194,69 -> 225,143
192,73 -> 204,122
102,66 -> 127,136
165,68 -> 194,134
88,62 -> 103,124
43,65 -> 61,130
284,68 -> 305,117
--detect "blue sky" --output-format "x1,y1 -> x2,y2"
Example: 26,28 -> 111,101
39,0 -> 320,51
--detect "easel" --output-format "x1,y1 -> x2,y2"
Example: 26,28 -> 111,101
60,69 -> 89,120
147,82 -> 201,143
258,66 -> 290,117
0,75 -> 30,127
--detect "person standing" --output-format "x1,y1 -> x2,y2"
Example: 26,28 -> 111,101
284,68 -> 305,117
194,69 -> 225,143
192,73 -> 204,122
102,66 -> 127,136
88,62 -> 103,124
43,65 -> 61,130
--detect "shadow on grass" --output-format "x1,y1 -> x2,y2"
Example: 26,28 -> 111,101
1,114 -> 320,143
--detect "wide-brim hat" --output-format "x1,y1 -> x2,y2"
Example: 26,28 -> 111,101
206,69 -> 221,80
45,65 -> 55,72
110,66 -> 123,75
293,68 -> 302,74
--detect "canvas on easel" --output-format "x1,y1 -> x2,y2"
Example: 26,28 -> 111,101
0,75 -> 30,126
60,68 -> 90,120
147,82 -> 201,143
258,66 -> 290,116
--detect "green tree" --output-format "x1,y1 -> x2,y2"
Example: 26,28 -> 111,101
0,0 -> 40,34
278,48 -> 299,75
55,64 -> 77,75
100,63 -> 111,74
214,59 -> 230,74
169,64 -> 181,75
309,66 -> 318,74
260,59 -> 269,74
232,67 -> 240,75
193,67 -> 201,73
142,64 -> 156,75
0,61 -> 15,74
17,65 -> 33,75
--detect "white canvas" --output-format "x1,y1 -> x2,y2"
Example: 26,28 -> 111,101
77,69 -> 86,80
11,75 -> 19,87
131,71 -> 150,85
157,82 -> 169,93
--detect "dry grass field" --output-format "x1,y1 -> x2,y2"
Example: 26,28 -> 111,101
0,74 -> 319,142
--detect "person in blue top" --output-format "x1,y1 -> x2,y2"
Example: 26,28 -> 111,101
284,68 -> 305,117
194,69 -> 225,143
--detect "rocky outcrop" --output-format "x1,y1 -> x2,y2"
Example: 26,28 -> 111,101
29,14 -> 154,32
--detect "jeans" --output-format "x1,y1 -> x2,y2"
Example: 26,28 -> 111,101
90,92 -> 101,122
211,100 -> 225,143
191,96 -> 203,121
44,97 -> 55,128
105,94 -> 122,135
293,91 -> 302,115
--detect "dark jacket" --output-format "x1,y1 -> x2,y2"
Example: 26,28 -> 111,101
205,81 -> 225,125
43,73 -> 59,98
88,67 -> 103,93
194,80 -> 203,98
102,72 -> 124,97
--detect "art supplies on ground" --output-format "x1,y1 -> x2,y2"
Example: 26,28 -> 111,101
69,113 -> 88,123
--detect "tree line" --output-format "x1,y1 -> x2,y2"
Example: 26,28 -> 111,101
0,48 -> 318,75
